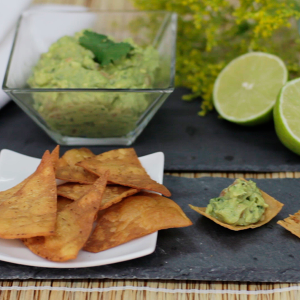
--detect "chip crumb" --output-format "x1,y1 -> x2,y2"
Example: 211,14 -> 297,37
278,210 -> 300,238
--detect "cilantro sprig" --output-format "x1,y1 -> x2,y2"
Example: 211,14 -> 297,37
79,30 -> 133,66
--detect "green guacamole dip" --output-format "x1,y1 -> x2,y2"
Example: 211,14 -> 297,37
206,179 -> 269,226
27,32 -> 160,138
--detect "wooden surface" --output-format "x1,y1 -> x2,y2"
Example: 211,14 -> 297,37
1,0 -> 300,299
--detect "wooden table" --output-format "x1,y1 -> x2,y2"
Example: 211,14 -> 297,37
1,0 -> 300,298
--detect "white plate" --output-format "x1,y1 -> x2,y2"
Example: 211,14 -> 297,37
0,149 -> 165,268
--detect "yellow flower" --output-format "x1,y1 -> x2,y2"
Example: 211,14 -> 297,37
132,0 -> 300,115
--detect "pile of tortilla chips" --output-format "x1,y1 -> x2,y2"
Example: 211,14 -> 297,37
0,146 -> 192,262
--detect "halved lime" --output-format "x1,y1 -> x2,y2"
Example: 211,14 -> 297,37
213,52 -> 288,125
274,78 -> 300,155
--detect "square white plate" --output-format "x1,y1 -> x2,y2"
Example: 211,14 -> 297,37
0,149 -> 165,268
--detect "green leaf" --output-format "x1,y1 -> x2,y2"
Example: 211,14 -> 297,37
79,30 -> 133,66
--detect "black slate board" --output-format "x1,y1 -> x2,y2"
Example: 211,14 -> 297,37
1,88 -> 300,172
1,176 -> 300,282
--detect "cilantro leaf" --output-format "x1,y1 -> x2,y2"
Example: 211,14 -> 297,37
96,42 -> 132,66
79,30 -> 133,66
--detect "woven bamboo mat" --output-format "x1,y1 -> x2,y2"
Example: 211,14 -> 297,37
2,0 -> 300,299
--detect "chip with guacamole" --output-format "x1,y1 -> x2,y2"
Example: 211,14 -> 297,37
206,179 -> 269,226
27,30 -> 161,138
189,179 -> 284,231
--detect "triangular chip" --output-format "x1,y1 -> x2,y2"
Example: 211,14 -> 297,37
22,172 -> 109,262
50,145 -> 60,168
0,147 -> 59,207
84,192 -> 192,253
100,185 -> 139,210
77,148 -> 171,197
57,196 -> 73,212
57,182 -> 139,210
278,211 -> 300,238
0,150 -> 57,239
55,148 -> 98,184
0,178 -> 31,206
189,179 -> 284,231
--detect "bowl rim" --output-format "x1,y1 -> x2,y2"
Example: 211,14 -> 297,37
2,9 -> 177,93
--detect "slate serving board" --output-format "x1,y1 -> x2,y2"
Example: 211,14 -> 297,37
1,176 -> 300,282
1,88 -> 300,172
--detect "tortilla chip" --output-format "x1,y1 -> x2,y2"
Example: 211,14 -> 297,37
0,178 -> 30,206
277,211 -> 300,238
0,150 -> 57,239
57,196 -> 73,212
84,192 -> 192,253
77,148 -> 171,197
189,179 -> 284,231
55,148 -> 98,184
57,183 -> 139,210
100,185 -> 139,210
23,172 -> 109,262
57,183 -> 91,200
50,145 -> 60,168
0,147 -> 59,207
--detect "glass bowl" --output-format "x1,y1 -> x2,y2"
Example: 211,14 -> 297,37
3,10 -> 177,145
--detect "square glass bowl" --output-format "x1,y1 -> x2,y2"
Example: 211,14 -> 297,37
3,10 -> 177,145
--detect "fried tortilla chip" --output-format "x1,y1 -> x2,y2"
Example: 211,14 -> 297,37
84,192 -> 192,253
77,148 -> 171,197
189,179 -> 284,231
57,183 -> 139,210
57,196 -> 73,212
50,145 -> 60,168
23,172 -> 109,262
100,185 -> 139,210
0,150 -> 57,239
55,148 -> 98,184
277,211 -> 300,238
56,184 -> 90,201
0,178 -> 30,206
0,148 -> 59,206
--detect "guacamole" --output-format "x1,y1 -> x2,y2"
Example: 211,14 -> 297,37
206,179 -> 269,226
27,32 -> 160,138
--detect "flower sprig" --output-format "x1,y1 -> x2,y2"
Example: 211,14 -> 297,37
132,0 -> 300,115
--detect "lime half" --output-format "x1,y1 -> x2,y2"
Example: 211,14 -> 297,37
213,52 -> 288,125
274,78 -> 300,155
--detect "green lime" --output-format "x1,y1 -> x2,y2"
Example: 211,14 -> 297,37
213,52 -> 288,125
274,78 -> 300,155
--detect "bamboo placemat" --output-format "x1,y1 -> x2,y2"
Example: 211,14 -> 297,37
2,0 -> 300,299
1,278 -> 300,300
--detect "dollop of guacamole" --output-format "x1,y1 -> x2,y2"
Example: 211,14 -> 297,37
27,32 -> 160,138
206,179 -> 269,226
